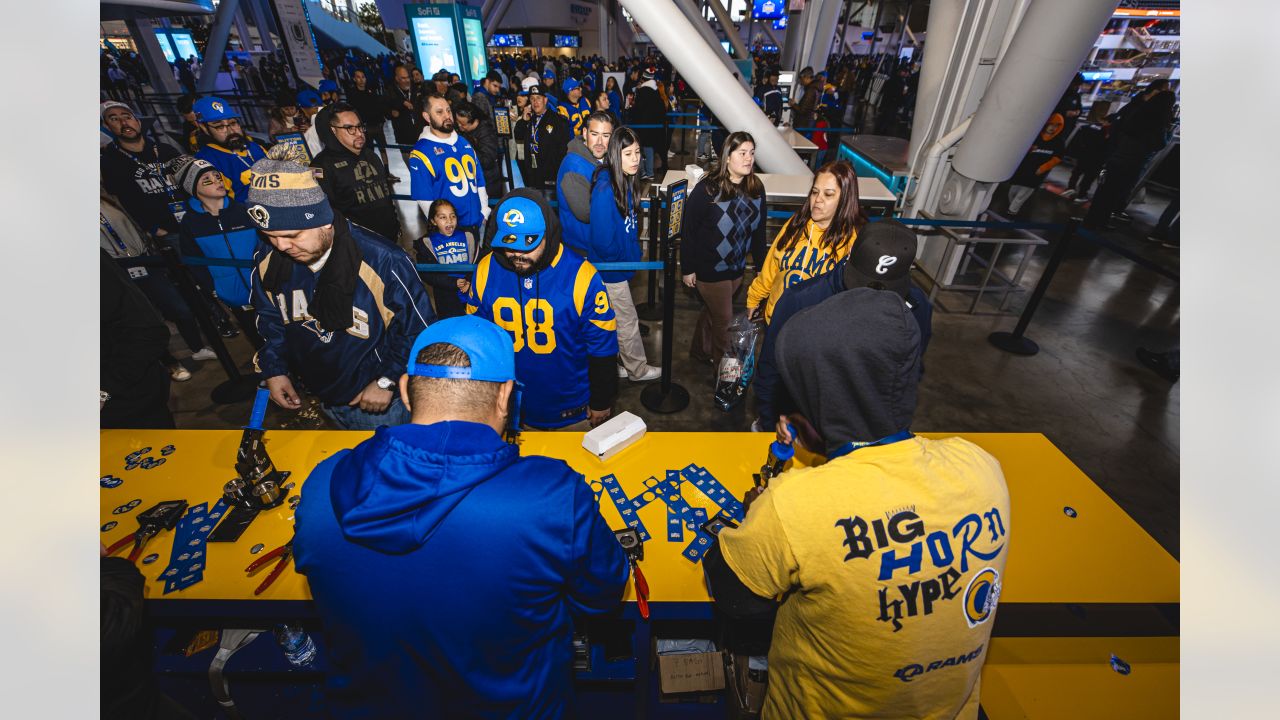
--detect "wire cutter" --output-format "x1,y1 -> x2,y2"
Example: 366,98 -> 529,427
106,500 -> 187,563
245,536 -> 294,596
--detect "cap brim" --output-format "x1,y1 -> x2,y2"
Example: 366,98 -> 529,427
845,265 -> 911,300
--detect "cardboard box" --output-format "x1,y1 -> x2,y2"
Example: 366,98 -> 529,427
725,653 -> 768,719
657,651 -> 726,695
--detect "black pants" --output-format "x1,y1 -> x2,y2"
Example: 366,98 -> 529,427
1069,157 -> 1104,198
230,305 -> 265,350
1084,153 -> 1150,228
132,270 -> 205,353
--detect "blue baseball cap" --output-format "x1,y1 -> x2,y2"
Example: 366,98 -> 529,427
542,68 -> 555,80
296,89 -> 323,108
193,96 -> 239,122
318,79 -> 340,93
407,316 -> 516,383
492,196 -> 546,251
562,77 -> 581,94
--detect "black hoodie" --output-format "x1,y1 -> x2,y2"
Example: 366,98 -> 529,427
310,105 -> 401,243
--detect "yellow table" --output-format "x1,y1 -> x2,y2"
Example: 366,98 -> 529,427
100,429 -> 1177,607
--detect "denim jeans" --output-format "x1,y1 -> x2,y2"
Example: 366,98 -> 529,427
641,146 -> 654,177
322,395 -> 410,430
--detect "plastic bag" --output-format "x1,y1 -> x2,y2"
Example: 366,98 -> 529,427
714,312 -> 761,412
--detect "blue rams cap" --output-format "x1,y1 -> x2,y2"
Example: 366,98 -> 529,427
193,96 -> 239,122
407,316 -> 516,383
492,196 -> 546,251
296,89 -> 323,108
318,79 -> 339,93
562,77 -> 581,94
542,68 -> 555,79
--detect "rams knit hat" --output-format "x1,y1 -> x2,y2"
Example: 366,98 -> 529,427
244,145 -> 334,231
168,155 -> 220,197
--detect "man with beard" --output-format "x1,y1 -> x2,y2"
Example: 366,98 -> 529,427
348,69 -> 392,172
193,96 -> 267,201
311,102 -> 400,243
466,191 -> 619,430
100,101 -> 184,238
247,148 -> 435,430
453,100 -> 504,198
384,65 -> 424,168
408,93 -> 489,238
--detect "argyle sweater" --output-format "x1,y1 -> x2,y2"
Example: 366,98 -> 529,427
678,180 -> 769,282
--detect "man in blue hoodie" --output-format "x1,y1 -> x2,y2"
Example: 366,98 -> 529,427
294,315 -> 629,718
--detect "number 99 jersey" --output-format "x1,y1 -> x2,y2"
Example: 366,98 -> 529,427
408,132 -> 488,229
465,245 -> 619,428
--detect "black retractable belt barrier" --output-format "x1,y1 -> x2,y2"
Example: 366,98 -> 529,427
158,245 -> 261,403
641,181 -> 690,414
987,220 -> 1078,357
636,184 -> 663,321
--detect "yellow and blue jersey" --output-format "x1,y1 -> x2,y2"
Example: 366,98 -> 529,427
195,142 -> 266,201
557,97 -> 593,135
465,245 -> 618,428
408,132 -> 487,229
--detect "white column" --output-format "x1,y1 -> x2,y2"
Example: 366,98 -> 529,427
618,0 -> 812,175
802,0 -> 846,71
126,17 -> 182,95
673,0 -> 743,83
197,0 -> 240,94
706,0 -> 748,61
906,0 -> 963,168
952,0 -> 1118,182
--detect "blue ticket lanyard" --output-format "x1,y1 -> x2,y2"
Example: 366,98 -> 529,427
827,430 -> 915,460
100,213 -> 131,255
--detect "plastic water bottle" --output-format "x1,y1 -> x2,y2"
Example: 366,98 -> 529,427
274,624 -> 317,667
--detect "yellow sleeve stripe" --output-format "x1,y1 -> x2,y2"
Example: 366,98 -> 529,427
409,149 -> 435,177
358,262 -> 394,326
572,261 -> 597,317
475,254 -> 492,302
558,106 -> 569,118
590,319 -> 617,331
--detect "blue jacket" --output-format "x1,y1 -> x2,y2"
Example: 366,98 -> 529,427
250,220 -> 436,405
587,173 -> 641,283
555,146 -> 599,255
294,421 -> 629,719
754,261 -> 933,423
177,197 -> 259,307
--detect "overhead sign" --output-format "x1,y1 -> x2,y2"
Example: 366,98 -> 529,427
1113,8 -> 1181,17
270,0 -> 325,88
754,1 -> 786,20
405,3 -> 487,90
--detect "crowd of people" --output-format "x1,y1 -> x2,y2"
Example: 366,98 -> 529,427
98,43 -> 1024,720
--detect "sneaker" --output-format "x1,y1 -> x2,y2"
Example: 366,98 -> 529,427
217,319 -> 240,338
1072,195 -> 1090,204
1144,234 -> 1164,244
1160,239 -> 1179,250
169,364 -> 192,382
750,418 -> 768,433
628,365 -> 662,382
667,150 -> 676,157
617,365 -> 629,379
1060,188 -> 1076,199
191,347 -> 217,361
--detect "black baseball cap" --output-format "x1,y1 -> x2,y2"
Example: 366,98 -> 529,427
844,219 -> 918,299
526,85 -> 547,98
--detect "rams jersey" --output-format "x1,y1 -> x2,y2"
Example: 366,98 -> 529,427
465,245 -> 618,428
195,142 -> 267,201
557,97 -> 593,135
408,132 -> 487,229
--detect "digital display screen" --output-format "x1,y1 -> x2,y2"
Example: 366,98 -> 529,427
667,180 -> 688,240
462,17 -> 488,81
721,40 -> 732,54
759,44 -> 779,53
553,34 -> 580,48
489,33 -> 525,47
1081,70 -> 1114,82
412,16 -> 460,76
171,31 -> 199,62
773,16 -> 787,30
754,0 -> 786,20
154,31 -> 176,64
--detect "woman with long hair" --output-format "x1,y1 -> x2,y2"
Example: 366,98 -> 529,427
746,159 -> 866,324
588,127 -> 661,381
679,131 -> 769,364
605,76 -> 623,123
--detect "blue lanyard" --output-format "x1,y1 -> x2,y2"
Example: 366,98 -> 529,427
100,212 -> 130,255
827,430 -> 914,460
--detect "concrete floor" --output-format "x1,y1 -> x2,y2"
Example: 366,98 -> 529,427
162,122 -> 1180,560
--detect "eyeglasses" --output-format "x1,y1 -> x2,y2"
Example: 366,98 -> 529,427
207,119 -> 241,131
331,124 -> 366,135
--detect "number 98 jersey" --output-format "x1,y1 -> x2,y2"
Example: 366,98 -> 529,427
408,132 -> 488,228
465,244 -> 619,428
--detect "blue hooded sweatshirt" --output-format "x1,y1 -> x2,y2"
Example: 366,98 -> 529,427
586,172 -> 641,283
293,421 -> 629,719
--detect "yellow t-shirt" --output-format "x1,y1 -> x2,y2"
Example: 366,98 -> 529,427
746,219 -> 855,323
719,436 -> 1010,720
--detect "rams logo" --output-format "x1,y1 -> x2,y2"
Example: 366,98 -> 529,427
963,568 -> 1001,628
301,319 -> 335,344
503,208 -> 525,226
247,205 -> 271,228
211,101 -> 224,114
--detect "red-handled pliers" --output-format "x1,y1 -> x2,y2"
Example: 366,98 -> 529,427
105,526 -> 160,563
245,536 -> 294,596
632,560 -> 650,620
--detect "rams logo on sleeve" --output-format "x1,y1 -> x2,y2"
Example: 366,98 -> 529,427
963,567 -> 1001,628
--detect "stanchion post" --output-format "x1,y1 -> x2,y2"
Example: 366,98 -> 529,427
988,220 -> 1077,356
636,183 -> 663,321
158,245 -> 261,403
642,182 -> 690,414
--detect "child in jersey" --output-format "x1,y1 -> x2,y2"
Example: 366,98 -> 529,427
415,198 -> 478,319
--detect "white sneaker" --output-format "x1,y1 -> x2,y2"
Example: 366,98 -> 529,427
191,347 -> 217,361
629,365 -> 662,382
170,365 -> 192,382
1060,188 -> 1076,199
617,365 -> 629,379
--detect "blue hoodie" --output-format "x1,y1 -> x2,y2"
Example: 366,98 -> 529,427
586,172 -> 641,283
293,421 -> 629,719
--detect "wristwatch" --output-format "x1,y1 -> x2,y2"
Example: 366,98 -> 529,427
375,377 -> 395,391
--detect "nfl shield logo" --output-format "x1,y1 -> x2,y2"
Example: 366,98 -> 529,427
523,278 -> 533,289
